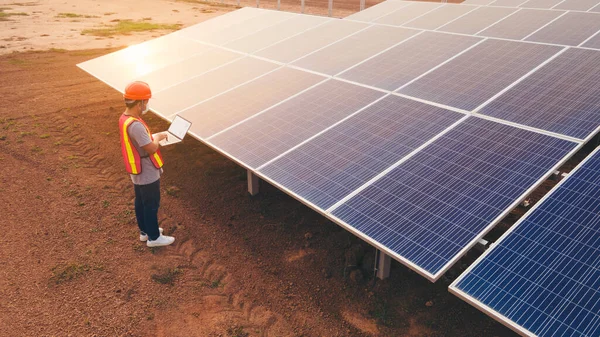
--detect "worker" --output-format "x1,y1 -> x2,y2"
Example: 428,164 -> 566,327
119,81 -> 175,247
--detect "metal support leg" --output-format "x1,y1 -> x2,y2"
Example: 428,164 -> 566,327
247,170 -> 259,196
277,0 -> 281,10
301,0 -> 305,13
328,0 -> 333,16
360,0 -> 365,11
375,249 -> 391,280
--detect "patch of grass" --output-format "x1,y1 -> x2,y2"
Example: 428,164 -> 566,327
103,12 -> 116,16
0,8 -> 28,21
370,295 -> 390,326
31,145 -> 42,153
151,268 -> 182,285
50,263 -> 91,284
9,2 -> 38,6
81,20 -> 182,37
102,200 -> 110,208
8,58 -> 28,66
56,12 -> 99,19
48,48 -> 67,53
227,326 -> 249,337
39,133 -> 50,139
176,0 -> 241,9
0,135 -> 6,141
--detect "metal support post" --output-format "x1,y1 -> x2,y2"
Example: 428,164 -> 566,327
328,0 -> 333,17
256,0 -> 260,8
375,249 -> 391,280
359,0 -> 365,11
247,170 -> 260,196
277,0 -> 281,10
301,0 -> 305,13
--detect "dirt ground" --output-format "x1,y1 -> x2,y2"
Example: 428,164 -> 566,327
0,1 -> 595,337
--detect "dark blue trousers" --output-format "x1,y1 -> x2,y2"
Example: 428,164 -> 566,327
134,179 -> 161,241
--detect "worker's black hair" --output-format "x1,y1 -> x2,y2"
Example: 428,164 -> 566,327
124,100 -> 140,109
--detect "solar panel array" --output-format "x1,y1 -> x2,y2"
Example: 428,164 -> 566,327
78,1 -> 600,283
450,146 -> 600,337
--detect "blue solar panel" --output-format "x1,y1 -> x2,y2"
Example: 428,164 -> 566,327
208,80 -> 385,168
259,96 -> 465,209
398,39 -> 562,111
451,147 -> 600,337
479,48 -> 600,140
331,117 -> 577,279
582,31 -> 600,50
525,12 -> 600,46
339,32 -> 482,91
553,0 -> 599,11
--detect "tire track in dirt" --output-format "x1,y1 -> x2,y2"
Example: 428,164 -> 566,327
149,235 -> 288,337
44,110 -> 290,336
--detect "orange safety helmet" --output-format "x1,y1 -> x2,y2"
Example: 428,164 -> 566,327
123,81 -> 152,100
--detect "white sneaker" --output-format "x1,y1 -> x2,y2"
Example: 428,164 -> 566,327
140,228 -> 163,242
147,234 -> 175,247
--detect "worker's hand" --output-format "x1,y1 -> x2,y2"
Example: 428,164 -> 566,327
156,132 -> 168,141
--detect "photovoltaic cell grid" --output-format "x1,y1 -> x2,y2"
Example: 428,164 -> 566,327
461,0 -> 494,4
477,9 -> 564,40
78,34 -> 209,92
583,31 -> 600,49
344,0 -> 409,22
150,57 -> 279,116
398,39 -> 562,111
375,2 -> 442,26
450,147 -> 600,337
209,80 -> 385,168
489,0 -> 527,7
223,15 -> 329,54
553,0 -> 600,11
177,67 -> 325,138
403,4 -> 477,30
292,25 -> 418,76
255,20 -> 367,63
139,48 -> 241,93
339,32 -> 482,91
525,12 -> 600,46
176,7 -> 265,42
259,96 -> 465,209
437,6 -> 517,35
332,117 -> 578,278
200,11 -> 295,46
519,0 -> 564,8
479,48 -> 600,140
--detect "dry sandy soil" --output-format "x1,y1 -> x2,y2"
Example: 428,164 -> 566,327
0,0 -> 594,336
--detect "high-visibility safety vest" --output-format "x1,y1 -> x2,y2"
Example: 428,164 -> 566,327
119,114 -> 164,175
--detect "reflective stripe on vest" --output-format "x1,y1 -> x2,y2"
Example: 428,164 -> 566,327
119,114 -> 164,175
